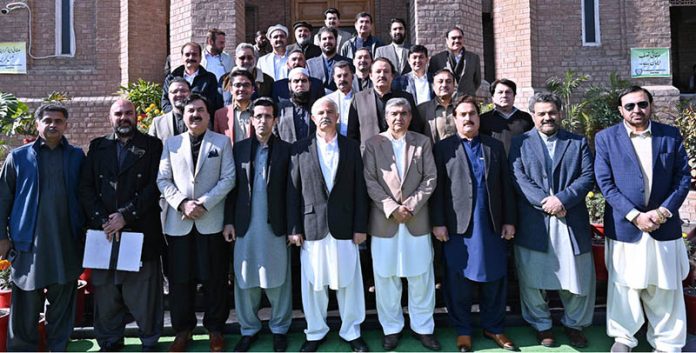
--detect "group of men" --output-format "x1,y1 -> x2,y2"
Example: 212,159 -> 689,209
0,6 -> 692,353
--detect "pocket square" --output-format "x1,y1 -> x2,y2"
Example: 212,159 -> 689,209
208,149 -> 219,158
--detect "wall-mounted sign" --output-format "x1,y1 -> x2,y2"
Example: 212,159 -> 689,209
630,48 -> 670,78
0,42 -> 27,74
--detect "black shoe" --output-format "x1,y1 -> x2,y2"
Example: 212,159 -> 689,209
346,337 -> 369,352
382,332 -> 401,350
412,332 -> 441,351
273,334 -> 288,352
300,337 -> 326,352
99,341 -> 124,352
234,333 -> 259,352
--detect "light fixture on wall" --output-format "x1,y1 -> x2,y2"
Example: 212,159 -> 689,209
0,2 -> 28,15
0,1 -> 74,59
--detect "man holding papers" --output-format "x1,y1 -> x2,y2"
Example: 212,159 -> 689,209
79,99 -> 165,351
157,94 -> 236,352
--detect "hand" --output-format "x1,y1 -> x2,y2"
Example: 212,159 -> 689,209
541,196 -> 564,215
555,209 -> 567,218
392,206 -> 413,223
501,224 -> 515,240
288,234 -> 303,247
633,212 -> 659,232
432,226 -> 449,242
102,212 -> 125,241
646,209 -> 666,225
181,200 -> 206,220
0,239 -> 10,259
353,233 -> 367,245
223,224 -> 236,242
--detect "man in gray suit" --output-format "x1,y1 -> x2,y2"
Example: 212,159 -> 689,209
307,27 -> 351,92
157,94 -> 235,352
427,26 -> 481,97
150,77 -> 191,142
508,92 -> 595,348
313,8 -> 352,50
374,18 -> 411,76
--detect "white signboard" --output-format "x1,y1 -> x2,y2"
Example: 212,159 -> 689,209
0,42 -> 27,74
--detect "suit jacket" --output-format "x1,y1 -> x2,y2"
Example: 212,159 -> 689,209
306,54 -> 352,91
346,88 -> 425,148
428,50 -> 481,96
79,132 -> 164,261
430,134 -> 516,235
271,77 -> 326,102
157,130 -> 236,236
417,98 -> 452,143
213,104 -> 253,145
287,42 -> 322,60
594,121 -> 691,243
392,71 -> 433,103
161,65 -> 223,113
149,112 -> 176,143
480,109 -> 534,154
225,135 -> 291,237
257,52 -> 288,80
273,99 -> 316,143
314,28 -> 352,51
509,129 -> 594,254
363,131 -> 436,237
339,35 -> 384,59
375,43 -> 412,75
287,135 -> 369,240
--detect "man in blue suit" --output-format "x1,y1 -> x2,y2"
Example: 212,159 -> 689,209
595,86 -> 691,352
430,95 -> 517,352
509,92 -> 595,348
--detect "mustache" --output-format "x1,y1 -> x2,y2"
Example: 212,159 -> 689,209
541,119 -> 557,125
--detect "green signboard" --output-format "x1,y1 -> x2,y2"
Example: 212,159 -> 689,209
630,48 -> 671,78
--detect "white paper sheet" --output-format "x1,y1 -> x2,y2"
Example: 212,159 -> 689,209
82,230 -> 144,272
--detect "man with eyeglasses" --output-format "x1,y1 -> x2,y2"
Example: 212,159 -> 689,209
594,86 -> 691,353
275,68 -> 317,143
428,26 -> 481,97
224,98 -> 293,352
225,43 -> 273,105
214,69 -> 256,145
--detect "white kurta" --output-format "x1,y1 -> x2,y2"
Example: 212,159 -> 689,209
301,135 -> 360,291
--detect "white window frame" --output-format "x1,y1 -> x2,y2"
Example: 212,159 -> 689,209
55,0 -> 75,57
581,0 -> 601,46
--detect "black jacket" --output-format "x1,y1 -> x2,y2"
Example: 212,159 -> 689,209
287,135 -> 369,240
161,65 -> 223,114
79,131 -> 164,261
225,135 -> 291,237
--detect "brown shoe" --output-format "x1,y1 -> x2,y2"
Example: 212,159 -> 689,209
209,332 -> 225,352
483,331 -> 518,351
456,335 -> 472,352
536,329 -> 555,347
563,327 -> 588,348
169,331 -> 192,352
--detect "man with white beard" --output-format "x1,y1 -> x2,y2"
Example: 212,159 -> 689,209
287,21 -> 321,60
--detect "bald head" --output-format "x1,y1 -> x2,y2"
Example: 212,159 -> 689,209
110,99 -> 137,138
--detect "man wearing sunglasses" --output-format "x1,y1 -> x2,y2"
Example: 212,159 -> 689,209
594,86 -> 691,352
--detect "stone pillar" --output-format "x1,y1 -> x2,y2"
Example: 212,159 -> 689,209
410,0 -> 484,77
168,0 -> 246,69
119,0 -> 168,85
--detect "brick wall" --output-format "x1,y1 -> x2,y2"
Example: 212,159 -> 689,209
680,190 -> 696,225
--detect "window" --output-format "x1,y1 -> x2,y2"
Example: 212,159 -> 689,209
581,0 -> 600,46
55,0 -> 75,56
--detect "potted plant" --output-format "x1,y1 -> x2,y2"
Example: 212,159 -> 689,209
0,259 -> 11,309
0,307 -> 9,351
586,190 -> 608,281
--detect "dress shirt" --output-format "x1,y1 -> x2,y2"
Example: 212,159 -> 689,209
204,51 -> 227,82
337,91 -> 353,136
316,134 -> 339,191
183,69 -> 199,86
392,43 -> 406,71
233,101 -> 253,143
412,73 -> 432,105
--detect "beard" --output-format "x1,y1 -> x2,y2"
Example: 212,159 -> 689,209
291,90 -> 311,106
392,34 -> 405,44
173,100 -> 186,111
115,123 -> 135,137
296,36 -> 310,46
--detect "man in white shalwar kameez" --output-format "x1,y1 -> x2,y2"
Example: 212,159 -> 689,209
287,97 -> 370,352
363,98 -> 440,351
594,86 -> 691,352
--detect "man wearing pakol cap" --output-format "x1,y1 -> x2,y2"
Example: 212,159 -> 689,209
258,24 -> 290,80
274,67 -> 318,143
287,21 -> 321,60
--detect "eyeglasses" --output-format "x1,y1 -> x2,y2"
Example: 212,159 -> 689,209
623,101 -> 649,111
232,82 -> 252,89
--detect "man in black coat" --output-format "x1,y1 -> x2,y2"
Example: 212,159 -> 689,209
162,42 -> 223,114
79,99 -> 165,352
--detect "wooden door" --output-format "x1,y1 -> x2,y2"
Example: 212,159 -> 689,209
292,0 -> 374,32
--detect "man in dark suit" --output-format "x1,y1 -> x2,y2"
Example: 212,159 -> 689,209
508,92 -> 595,348
287,97 -> 370,352
79,99 -> 165,352
417,68 -> 456,143
480,79 -> 534,154
595,86 -> 691,352
162,42 -> 223,114
346,57 -> 425,148
307,27 -> 351,92
374,18 -> 412,76
271,49 -> 325,103
392,45 -> 433,105
339,12 -> 383,59
430,95 -> 517,352
428,26 -> 481,97
223,98 -> 293,352
287,21 -> 322,60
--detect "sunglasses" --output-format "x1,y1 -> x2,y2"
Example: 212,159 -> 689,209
623,101 -> 649,111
